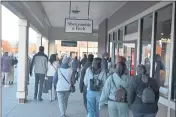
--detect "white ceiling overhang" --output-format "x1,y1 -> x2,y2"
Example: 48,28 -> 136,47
41,1 -> 126,30
2,1 -> 126,41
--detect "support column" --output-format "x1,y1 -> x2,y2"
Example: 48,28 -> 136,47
98,19 -> 108,57
16,18 -> 29,103
48,40 -> 57,56
36,33 -> 42,52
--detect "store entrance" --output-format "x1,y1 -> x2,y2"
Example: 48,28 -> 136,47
115,42 -> 137,76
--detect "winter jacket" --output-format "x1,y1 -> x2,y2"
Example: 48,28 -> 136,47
84,67 -> 107,91
1,53 -> 12,72
100,73 -> 130,107
128,75 -> 159,114
79,61 -> 92,93
56,67 -> 73,91
30,52 -> 48,75
53,63 -> 75,92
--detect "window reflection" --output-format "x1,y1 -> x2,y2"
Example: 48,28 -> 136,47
118,28 -> 123,41
141,14 -> 153,75
125,21 -> 138,35
154,5 -> 172,98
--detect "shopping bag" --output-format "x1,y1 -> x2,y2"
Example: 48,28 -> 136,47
43,79 -> 49,93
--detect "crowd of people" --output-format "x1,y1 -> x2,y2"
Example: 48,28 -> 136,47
1,45 -> 160,117
1,52 -> 18,87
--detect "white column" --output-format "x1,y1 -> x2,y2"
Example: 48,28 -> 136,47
16,18 -> 29,103
48,40 -> 56,56
36,33 -> 42,52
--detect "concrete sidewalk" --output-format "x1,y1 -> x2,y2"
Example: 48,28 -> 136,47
2,79 -> 108,117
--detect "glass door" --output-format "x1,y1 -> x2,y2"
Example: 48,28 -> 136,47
115,42 -> 137,76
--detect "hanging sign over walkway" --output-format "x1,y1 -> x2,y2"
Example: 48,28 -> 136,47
65,19 -> 93,33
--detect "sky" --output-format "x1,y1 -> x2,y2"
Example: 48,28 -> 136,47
2,5 -> 37,44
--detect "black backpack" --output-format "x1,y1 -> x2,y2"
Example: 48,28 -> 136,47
137,75 -> 156,104
90,68 -> 103,91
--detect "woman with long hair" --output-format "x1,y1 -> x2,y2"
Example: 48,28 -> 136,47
46,54 -> 59,101
100,62 -> 130,117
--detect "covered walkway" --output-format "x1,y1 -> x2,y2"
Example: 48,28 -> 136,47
0,1 -> 176,117
2,68 -> 108,117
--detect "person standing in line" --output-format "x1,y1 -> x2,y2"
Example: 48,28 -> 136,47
30,46 -> 48,101
46,54 -> 59,101
84,58 -> 107,117
101,52 -> 109,74
53,55 -> 75,117
128,65 -> 159,117
1,52 -> 12,87
79,54 -> 94,112
100,62 -> 130,117
80,54 -> 87,68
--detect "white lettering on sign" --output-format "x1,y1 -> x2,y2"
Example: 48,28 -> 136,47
65,19 -> 93,33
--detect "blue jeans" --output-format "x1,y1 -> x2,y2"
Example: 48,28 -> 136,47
133,112 -> 156,117
87,90 -> 101,117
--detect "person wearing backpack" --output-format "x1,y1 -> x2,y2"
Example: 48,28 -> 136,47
128,64 -> 159,117
79,54 -> 94,112
100,62 -> 130,117
84,57 -> 107,117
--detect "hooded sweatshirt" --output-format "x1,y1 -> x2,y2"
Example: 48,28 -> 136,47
100,73 -> 130,107
1,53 -> 12,72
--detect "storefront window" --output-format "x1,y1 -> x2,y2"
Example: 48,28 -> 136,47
171,23 -> 176,101
141,14 -> 153,75
154,5 -> 172,98
118,28 -> 123,41
125,21 -> 138,35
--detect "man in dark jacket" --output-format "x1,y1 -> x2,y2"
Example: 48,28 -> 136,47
30,46 -> 48,101
128,64 -> 159,117
80,54 -> 87,67
79,54 -> 94,112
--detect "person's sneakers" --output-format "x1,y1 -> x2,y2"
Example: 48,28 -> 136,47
38,98 -> 43,101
